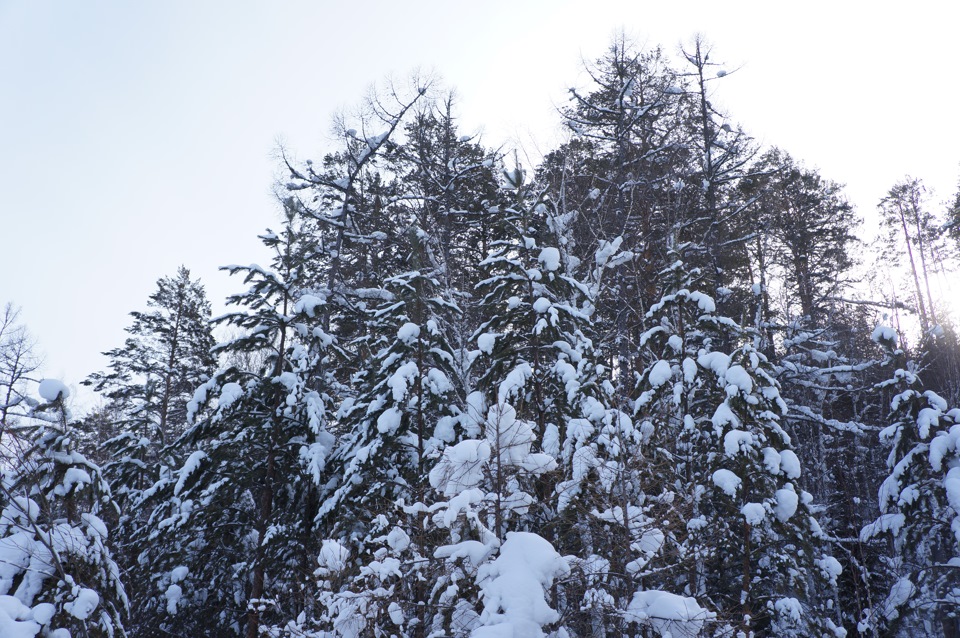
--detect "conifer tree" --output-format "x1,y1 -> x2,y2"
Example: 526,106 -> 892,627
311,230 -> 462,638
861,325 -> 960,637
0,381 -> 128,637
86,266 -> 216,506
138,206 -> 338,637
634,256 -> 843,637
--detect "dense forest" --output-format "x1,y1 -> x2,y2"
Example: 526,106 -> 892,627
3,38 -> 960,637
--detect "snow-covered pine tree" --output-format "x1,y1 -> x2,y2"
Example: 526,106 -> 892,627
312,226 -> 462,638
541,36 -> 691,387
85,266 -> 216,509
634,255 -> 843,637
470,169 -> 598,481
81,268 -> 217,629
861,324 -> 960,637
137,205 -> 338,637
0,380 -> 128,637
426,387 -> 561,637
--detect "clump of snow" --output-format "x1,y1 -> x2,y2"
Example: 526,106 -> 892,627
388,601 -> 404,626
387,361 -> 419,402
0,595 -> 42,638
944,467 -> 960,518
218,383 -> 243,409
871,324 -> 898,345
698,351 -> 730,376
64,587 -> 99,620
779,450 -> 801,479
762,447 -> 782,474
477,333 -> 498,355
430,439 -> 491,497
316,539 -> 350,576
741,502 -> 766,525
38,379 -> 70,402
724,365 -> 753,394
883,578 -> 915,621
817,556 -> 843,586
376,407 -> 403,434
712,402 -> 740,431
648,360 -> 673,388
538,247 -> 561,272
712,469 -> 741,497
595,237 -> 622,265
624,589 -> 710,638
688,291 -> 715,313
397,322 -> 421,344
774,486 -> 799,522
293,294 -> 325,318
774,597 -> 802,623
386,527 -> 410,552
723,429 -> 753,456
472,532 -> 570,638
165,584 -> 183,614
532,298 -> 552,314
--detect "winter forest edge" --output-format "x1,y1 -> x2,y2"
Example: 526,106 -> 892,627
4,37 -> 960,638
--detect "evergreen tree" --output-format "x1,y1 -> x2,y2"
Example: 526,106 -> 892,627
861,325 -> 960,637
138,207 -> 338,637
0,381 -> 128,637
311,232 -> 462,638
86,266 -> 216,507
634,256 -> 843,636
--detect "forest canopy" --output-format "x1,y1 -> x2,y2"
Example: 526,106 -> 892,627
3,36 -> 960,638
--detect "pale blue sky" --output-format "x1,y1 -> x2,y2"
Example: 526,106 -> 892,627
2,1 -> 958,408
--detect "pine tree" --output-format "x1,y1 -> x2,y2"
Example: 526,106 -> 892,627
137,207 -> 338,637
543,36 -> 691,386
634,256 -> 843,636
861,325 -> 960,637
86,266 -> 216,507
0,381 -> 128,637
312,231 -> 462,638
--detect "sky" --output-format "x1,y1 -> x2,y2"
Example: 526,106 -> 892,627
2,1 -> 959,410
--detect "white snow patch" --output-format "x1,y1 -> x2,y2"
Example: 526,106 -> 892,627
724,365 -> 753,394
477,333 -> 498,355
532,298 -> 552,314
538,247 -> 561,272
38,379 -> 69,402
774,486 -> 799,522
774,597 -> 802,623
779,450 -> 801,479
472,532 -> 570,638
762,447 -> 782,475
712,469 -> 741,497
624,590 -> 709,638
377,407 -> 403,434
397,322 -> 421,344
741,502 -> 766,525
64,588 -> 99,620
648,360 -> 672,389
218,382 -> 243,409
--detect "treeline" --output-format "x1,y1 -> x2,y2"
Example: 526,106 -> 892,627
3,37 -> 960,638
